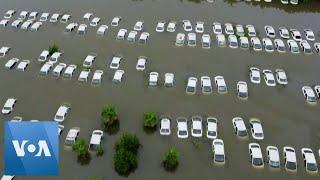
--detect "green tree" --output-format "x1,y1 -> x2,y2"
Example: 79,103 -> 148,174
113,148 -> 138,176
143,110 -> 158,131
101,105 -> 119,134
48,44 -> 59,55
163,147 -> 179,171
115,133 -> 140,154
72,138 -> 91,165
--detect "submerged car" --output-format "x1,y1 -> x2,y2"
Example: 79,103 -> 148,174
249,67 -> 261,84
300,40 -> 312,54
136,56 -> 146,71
236,24 -> 244,36
177,117 -> 188,139
246,25 -> 256,37
201,34 -> 211,49
111,16 -> 121,26
54,103 -> 71,122
224,23 -> 234,35
287,40 -> 299,54
133,20 -> 144,31
263,69 -> 276,87
160,118 -> 171,136
216,34 -> 226,47
187,33 -> 196,46
166,21 -> 176,32
212,139 -> 225,164
182,20 -> 192,32
279,27 -> 290,39
156,21 -> 166,32
237,81 -> 248,99
65,127 -> 80,145
266,146 -> 280,168
213,22 -> 222,34
176,33 -> 185,46
89,130 -> 103,151
290,29 -> 302,41
249,118 -> 264,140
191,116 -> 203,138
149,72 -> 159,87
206,117 -> 218,139
251,37 -> 262,51
274,39 -> 286,53
201,76 -> 212,94
186,77 -> 197,95
195,21 -> 204,33
249,143 -> 264,168
283,146 -> 297,172
215,76 -> 227,94
2,98 -> 17,115
264,25 -> 276,38
232,117 -> 248,138
228,35 -> 238,48
164,73 -> 174,88
262,38 -> 274,52
304,29 -> 315,41
275,69 -> 288,85
301,148 -> 318,173
302,86 -> 317,103
239,37 -> 249,49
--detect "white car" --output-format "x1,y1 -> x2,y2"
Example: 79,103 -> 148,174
274,39 -> 286,53
263,69 -> 276,87
314,85 -> 320,98
139,32 -> 149,44
237,81 -> 248,99
264,25 -> 275,38
290,29 -> 302,41
54,103 -> 71,122
4,10 -> 15,19
149,72 -> 159,87
92,70 -> 103,85
39,62 -> 53,75
290,0 -> 298,4
52,63 -> 67,77
134,21 -> 144,31
300,40 -> 312,54
191,116 -> 202,138
50,13 -> 60,22
11,19 -> 23,28
58,125 -> 64,136
195,21 -> 204,33
175,33 -> 185,46
301,148 -> 318,173
40,13 -> 50,21
266,146 -> 280,168
0,19 -> 9,27
186,77 -> 197,94
97,25 -> 108,35
236,24 -> 244,36
216,34 -> 226,47
240,36 -> 249,49
283,146 -> 297,171
49,52 -> 63,64
29,12 -> 39,21
60,14 -> 71,23
90,17 -> 100,27
302,86 -> 317,103
246,25 -> 256,37
314,42 -> 320,54
232,117 -> 248,137
38,50 -> 50,62
287,40 -> 299,54
109,56 -> 123,69
201,34 -> 211,49
136,56 -> 146,71
215,76 -> 227,94
251,37 -> 262,51
275,69 -> 288,85
156,21 -> 166,32
30,22 -> 42,31
83,13 -> 92,21
160,118 -> 171,135
16,60 -> 30,71
304,29 -> 315,41
182,20 -> 192,32
212,139 -> 225,164
65,22 -> 78,32
89,130 -> 104,151
228,35 -> 238,48
213,22 -> 222,34
83,53 -> 97,68
18,11 -> 28,20
187,33 -> 196,47
281,0 -> 289,4
249,118 -> 264,140
113,70 -> 124,83
249,143 -> 264,168
249,67 -> 261,84
164,73 -> 174,88
206,117 -> 218,139
116,29 -> 127,40
262,38 -> 274,52
21,20 -> 33,30
177,117 -> 188,139
279,27 -> 290,39
201,76 -> 212,94
0,46 -> 11,57
78,69 -> 90,82
166,21 -> 176,32
65,127 -> 80,145
63,64 -> 77,78
111,16 -> 121,26
224,23 -> 234,35
5,58 -> 19,69
77,24 -> 87,35
2,98 -> 17,114
127,30 -> 137,42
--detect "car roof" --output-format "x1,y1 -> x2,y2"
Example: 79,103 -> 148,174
177,120 -> 187,130
67,129 -> 79,138
56,105 -> 69,116
234,118 -> 246,130
51,52 -> 62,58
250,144 -> 262,158
161,118 -> 170,129
214,140 -> 224,154
79,70 -> 90,78
285,149 -> 296,162
90,132 -> 102,145
268,147 -> 280,161
238,82 -> 247,92
114,70 -> 124,80
165,73 -> 174,83
207,120 -> 217,131
4,98 -> 16,107
188,77 -> 197,87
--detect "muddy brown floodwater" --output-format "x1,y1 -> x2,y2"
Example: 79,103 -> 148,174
0,0 -> 320,179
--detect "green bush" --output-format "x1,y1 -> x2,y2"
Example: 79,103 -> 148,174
72,138 -> 91,165
143,110 -> 158,131
101,105 -> 119,134
113,133 -> 140,176
163,147 -> 179,171
48,44 -> 59,55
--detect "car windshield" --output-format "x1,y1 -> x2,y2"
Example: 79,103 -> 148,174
242,43 -> 249,48
278,46 -> 285,51
266,45 -> 273,50
253,158 -> 263,166
305,48 -> 312,53
238,130 -> 247,137
218,86 -> 226,92
84,61 -> 91,65
230,42 -> 237,46
215,154 -> 225,162
307,163 -> 318,171
3,107 -> 11,110
269,160 -> 280,168
65,139 -> 74,145
279,78 -> 287,82
111,63 -> 118,67
193,129 -> 201,134
187,87 -> 195,92
203,86 -> 212,92
208,131 -> 216,137
308,96 -> 316,102
255,133 -> 263,137
308,35 -> 314,39
286,161 -> 297,170
203,42 -> 210,47
238,92 -> 247,98
295,35 -> 301,39
179,130 -> 187,136
89,144 -> 99,151
189,40 -> 196,44
161,129 -> 169,133
268,80 -> 275,84
254,44 -> 262,49
55,115 -> 63,120
292,46 -> 299,52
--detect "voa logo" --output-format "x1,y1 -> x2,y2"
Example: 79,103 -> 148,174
12,140 -> 51,157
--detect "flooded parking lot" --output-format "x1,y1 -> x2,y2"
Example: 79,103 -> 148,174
0,0 -> 320,179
